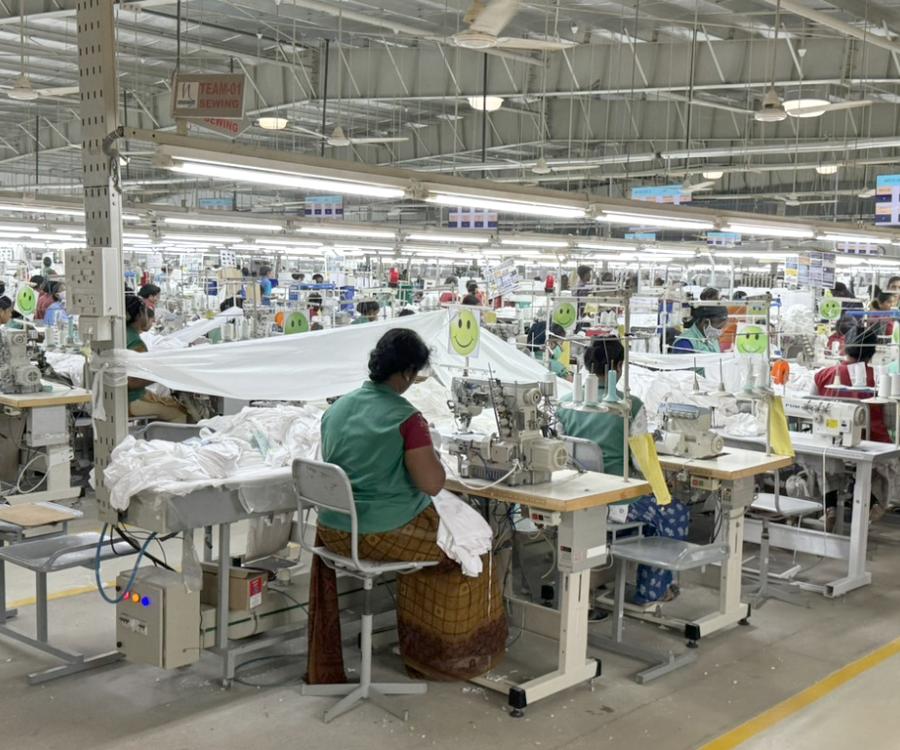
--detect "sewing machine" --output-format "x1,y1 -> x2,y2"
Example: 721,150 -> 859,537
782,396 -> 865,448
655,403 -> 724,459
0,328 -> 41,395
446,376 -> 568,486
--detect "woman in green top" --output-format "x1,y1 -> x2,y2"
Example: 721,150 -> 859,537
557,337 -> 690,604
527,320 -> 570,378
308,329 -> 507,684
124,294 -> 188,423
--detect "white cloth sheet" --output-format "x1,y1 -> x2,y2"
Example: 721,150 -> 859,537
104,310 -> 563,402
142,306 -> 244,351
432,489 -> 493,577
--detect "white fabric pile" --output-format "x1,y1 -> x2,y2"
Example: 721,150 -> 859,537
104,404 -> 325,511
45,351 -> 86,387
781,304 -> 817,336
432,489 -> 493,577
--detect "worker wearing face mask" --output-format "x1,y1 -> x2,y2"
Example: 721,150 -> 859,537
526,321 -> 569,378
671,305 -> 729,353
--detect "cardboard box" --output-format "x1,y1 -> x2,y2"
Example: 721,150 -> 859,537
200,563 -> 266,611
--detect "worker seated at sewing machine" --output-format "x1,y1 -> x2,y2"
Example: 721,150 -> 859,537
124,294 -> 188,424
526,320 -> 569,378
814,324 -> 888,443
307,328 -> 506,684
672,304 -> 729,354
557,337 -> 690,605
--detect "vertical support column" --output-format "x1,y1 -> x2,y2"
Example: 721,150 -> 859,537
75,0 -> 127,521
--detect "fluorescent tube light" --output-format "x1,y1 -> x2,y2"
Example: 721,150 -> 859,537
0,204 -> 83,217
406,232 -> 490,244
575,242 -> 634,251
598,211 -> 715,230
427,192 -> 586,219
168,160 -> 405,200
163,233 -> 242,243
163,217 -> 282,232
298,226 -> 396,240
723,222 -> 814,239
0,223 -> 38,232
500,238 -> 569,248
819,232 -> 886,244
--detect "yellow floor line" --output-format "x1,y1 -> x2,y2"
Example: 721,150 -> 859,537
700,636 -> 900,750
7,581 -> 114,610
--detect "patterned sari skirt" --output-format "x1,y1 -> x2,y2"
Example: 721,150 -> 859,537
307,505 -> 507,683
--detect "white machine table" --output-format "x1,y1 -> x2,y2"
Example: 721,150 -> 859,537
721,432 -> 899,597
637,448 -> 795,643
0,384 -> 91,505
446,470 -> 650,716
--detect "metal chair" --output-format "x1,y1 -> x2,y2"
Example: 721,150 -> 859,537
292,458 -> 437,723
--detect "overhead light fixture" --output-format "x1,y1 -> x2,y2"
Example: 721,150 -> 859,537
575,242 -> 634,251
815,164 -> 839,176
723,222 -> 814,239
0,204 -> 83,217
783,98 -> 830,118
467,95 -> 504,112
166,158 -> 405,199
598,211 -> 715,230
163,217 -> 282,232
643,246 -> 696,257
701,169 -> 724,180
406,232 -> 490,244
257,117 -> 289,130
427,192 -> 585,219
254,238 -> 323,247
162,233 -> 242,243
0,223 -> 38,232
532,158 -> 552,175
754,87 -> 787,123
500,238 -> 569,248
819,232 -> 885,244
298,226 -> 396,240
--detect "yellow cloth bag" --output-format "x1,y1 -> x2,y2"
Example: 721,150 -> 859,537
768,395 -> 795,458
628,433 -> 672,506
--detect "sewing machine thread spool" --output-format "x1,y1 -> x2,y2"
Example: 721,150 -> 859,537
879,367 -> 891,398
603,370 -> 621,403
585,374 -> 599,403
572,367 -> 583,404
830,368 -> 842,389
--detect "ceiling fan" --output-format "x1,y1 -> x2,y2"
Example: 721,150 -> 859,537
285,123 -> 409,147
681,178 -> 717,193
448,0 -> 577,51
7,1 -> 77,101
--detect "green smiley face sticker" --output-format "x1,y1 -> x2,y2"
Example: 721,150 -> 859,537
819,298 -> 843,321
449,308 -> 480,357
284,311 -> 309,335
553,302 -> 577,329
893,325 -> 900,346
16,285 -> 36,316
736,324 -> 769,355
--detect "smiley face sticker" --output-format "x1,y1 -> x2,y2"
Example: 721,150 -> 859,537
553,301 -> 577,330
819,297 -> 843,321
284,311 -> 309,335
448,307 -> 480,358
15,285 -> 36,317
735,323 -> 769,355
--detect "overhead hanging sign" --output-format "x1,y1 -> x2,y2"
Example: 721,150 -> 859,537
448,207 -> 498,230
624,232 -> 656,241
630,185 -> 691,205
707,231 -> 741,247
190,117 -> 248,137
484,258 -> 519,298
172,73 -> 246,119
875,175 -> 900,226
304,195 -> 344,218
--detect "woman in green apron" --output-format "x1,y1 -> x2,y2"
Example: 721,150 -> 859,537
672,304 -> 729,353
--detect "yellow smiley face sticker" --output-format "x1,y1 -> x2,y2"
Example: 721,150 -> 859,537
16,286 -> 36,316
449,308 -> 480,357
735,324 -> 769,355
819,298 -> 843,321
553,301 -> 577,329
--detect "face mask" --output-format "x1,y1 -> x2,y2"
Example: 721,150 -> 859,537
704,323 -> 722,340
58,293 -> 65,303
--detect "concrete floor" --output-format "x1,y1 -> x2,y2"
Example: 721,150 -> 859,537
2,518 -> 900,750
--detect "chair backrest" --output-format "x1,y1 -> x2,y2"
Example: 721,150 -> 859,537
292,458 -> 361,565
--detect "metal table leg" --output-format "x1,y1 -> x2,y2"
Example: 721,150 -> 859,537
36,572 -> 48,643
826,461 -> 874,597
216,523 -> 231,686
0,539 -> 18,621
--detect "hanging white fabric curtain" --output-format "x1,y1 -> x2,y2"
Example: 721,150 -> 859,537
104,310 -> 558,402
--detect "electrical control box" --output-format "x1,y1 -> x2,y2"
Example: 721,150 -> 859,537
116,568 -> 200,670
557,505 -> 608,573
66,246 -> 125,341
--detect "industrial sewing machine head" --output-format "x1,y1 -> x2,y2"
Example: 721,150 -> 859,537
446,376 -> 568,486
0,328 -> 42,394
782,396 -> 865,448
655,403 -> 725,459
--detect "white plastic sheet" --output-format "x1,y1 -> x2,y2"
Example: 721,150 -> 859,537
142,306 -> 244,351
106,310 -> 561,402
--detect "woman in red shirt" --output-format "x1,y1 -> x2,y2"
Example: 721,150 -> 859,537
814,325 -> 889,442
